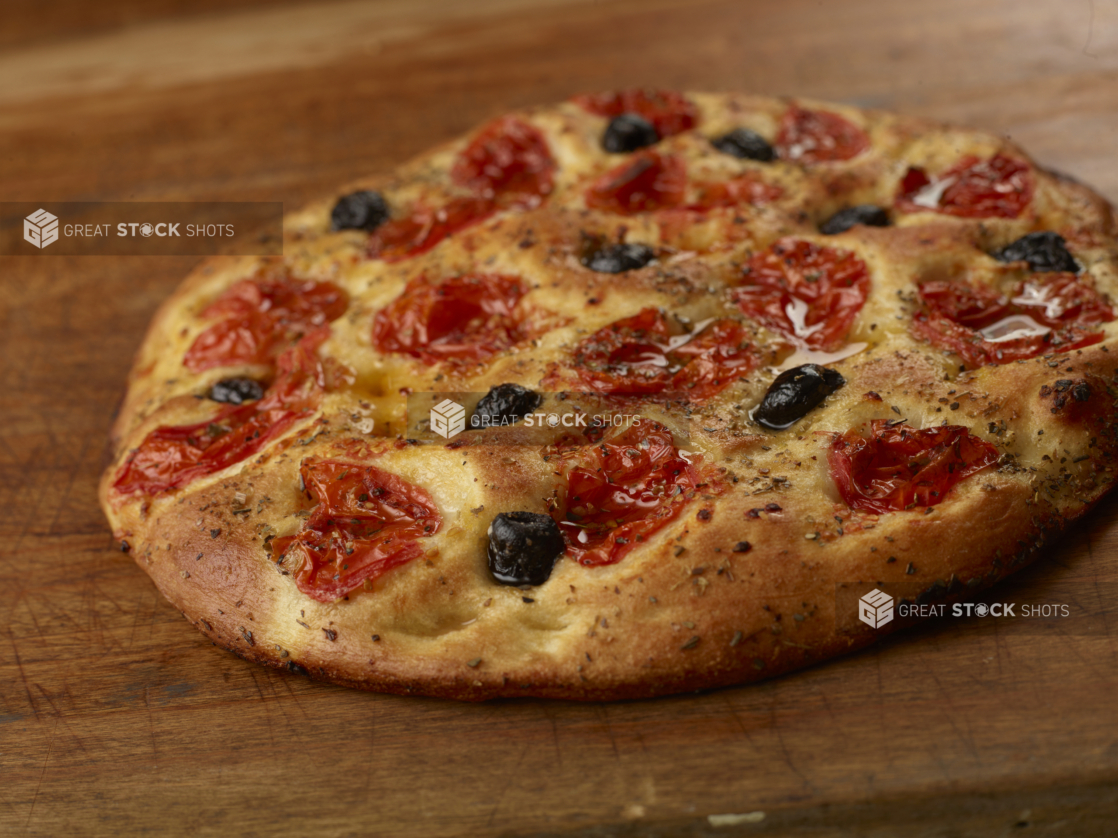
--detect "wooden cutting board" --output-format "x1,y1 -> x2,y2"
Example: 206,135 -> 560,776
3,1 -> 1118,834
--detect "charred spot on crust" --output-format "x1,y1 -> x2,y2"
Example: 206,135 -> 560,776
1040,378 -> 1092,413
209,377 -> 265,404
711,128 -> 775,162
753,364 -> 845,430
602,114 -> 659,153
993,232 -> 1079,273
582,241 -> 656,273
331,190 -> 390,232
487,511 -> 565,587
471,384 -> 543,429
286,660 -> 309,677
819,205 -> 890,235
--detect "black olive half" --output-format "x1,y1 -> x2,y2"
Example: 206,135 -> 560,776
471,384 -> 543,429
602,113 -> 659,153
820,205 -> 890,235
710,128 -> 775,162
753,364 -> 845,430
992,232 -> 1079,273
487,512 -> 566,587
582,242 -> 656,274
330,190 -> 390,232
209,378 -> 265,405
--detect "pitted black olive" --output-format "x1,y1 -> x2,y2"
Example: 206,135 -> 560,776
471,383 -> 543,429
602,113 -> 659,153
710,128 -> 775,162
819,205 -> 891,235
330,190 -> 390,232
487,512 -> 566,586
753,364 -> 845,430
209,377 -> 265,405
993,232 -> 1079,273
583,242 -> 656,274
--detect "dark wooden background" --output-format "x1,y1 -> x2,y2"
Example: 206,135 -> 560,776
2,1 -> 1118,835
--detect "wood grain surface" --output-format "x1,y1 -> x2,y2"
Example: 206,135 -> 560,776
2,1 -> 1118,835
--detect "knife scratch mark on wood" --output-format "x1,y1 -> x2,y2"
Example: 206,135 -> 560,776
721,694 -> 760,751
144,686 -> 161,761
485,741 -> 532,827
46,435 -> 91,535
278,673 -> 313,721
33,685 -> 89,755
597,705 -> 621,761
247,669 -> 278,750
10,639 -> 40,721
23,717 -> 59,831
544,704 -> 563,767
769,700 -> 816,794
928,672 -> 980,763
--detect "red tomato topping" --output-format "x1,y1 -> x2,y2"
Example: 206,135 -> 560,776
829,420 -> 999,514
368,118 -> 554,263
367,196 -> 495,262
572,89 -> 699,138
114,332 -> 326,497
917,279 -> 1009,329
585,151 -> 687,214
572,308 -> 672,395
552,421 -> 700,566
270,460 -> 441,602
184,275 -> 348,372
451,116 -> 555,204
372,273 -> 531,365
913,314 -> 1103,367
896,154 -> 1033,219
912,274 -> 1113,366
668,319 -> 760,400
689,173 -> 784,209
775,105 -> 869,164
653,175 -> 783,251
1020,273 -> 1116,327
570,308 -> 758,399
732,238 -> 870,351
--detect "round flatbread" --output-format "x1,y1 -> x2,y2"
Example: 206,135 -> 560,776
100,91 -> 1118,700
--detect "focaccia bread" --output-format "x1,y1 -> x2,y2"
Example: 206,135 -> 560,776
100,91 -> 1118,700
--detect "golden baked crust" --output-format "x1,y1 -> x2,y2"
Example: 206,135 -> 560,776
99,92 -> 1118,700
